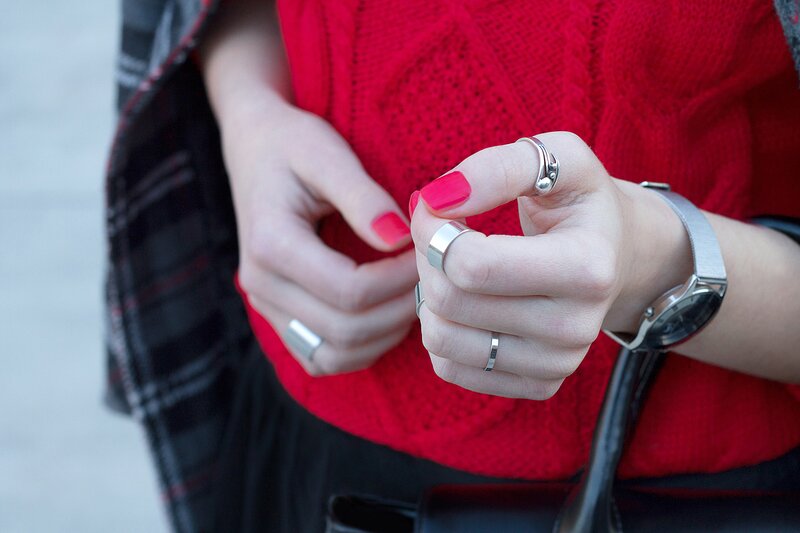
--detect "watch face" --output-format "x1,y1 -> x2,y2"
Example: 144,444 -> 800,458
644,289 -> 723,347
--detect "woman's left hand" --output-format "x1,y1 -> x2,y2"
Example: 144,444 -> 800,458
409,132 -> 692,399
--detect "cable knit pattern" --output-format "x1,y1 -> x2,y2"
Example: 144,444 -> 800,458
250,0 -> 800,480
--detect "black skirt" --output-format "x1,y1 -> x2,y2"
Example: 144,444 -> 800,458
212,341 -> 800,533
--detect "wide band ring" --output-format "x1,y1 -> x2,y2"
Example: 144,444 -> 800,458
285,319 -> 323,362
414,282 -> 425,318
515,136 -> 560,196
484,331 -> 500,371
427,221 -> 475,274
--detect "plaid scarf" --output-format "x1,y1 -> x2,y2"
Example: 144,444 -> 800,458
105,1 -> 800,530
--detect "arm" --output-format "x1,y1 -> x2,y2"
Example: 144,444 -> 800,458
612,181 -> 800,382
199,0 -> 291,127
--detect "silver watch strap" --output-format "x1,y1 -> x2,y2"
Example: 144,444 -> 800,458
646,186 -> 727,282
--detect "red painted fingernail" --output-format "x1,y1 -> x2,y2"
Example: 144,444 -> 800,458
408,190 -> 420,218
371,211 -> 410,246
419,171 -> 471,211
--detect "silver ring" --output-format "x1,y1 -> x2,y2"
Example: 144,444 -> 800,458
515,136 -> 560,195
285,319 -> 323,362
414,282 -> 425,318
484,331 -> 500,371
427,221 -> 475,274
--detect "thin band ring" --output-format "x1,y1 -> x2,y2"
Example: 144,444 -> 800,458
484,331 -> 500,371
427,221 -> 475,275
285,319 -> 323,362
414,282 -> 425,318
515,136 -> 560,196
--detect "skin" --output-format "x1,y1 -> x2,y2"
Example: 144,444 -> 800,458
202,0 -> 800,395
201,0 -> 418,376
410,134 -> 800,399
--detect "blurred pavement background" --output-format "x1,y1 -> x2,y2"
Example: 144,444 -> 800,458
0,1 -> 167,531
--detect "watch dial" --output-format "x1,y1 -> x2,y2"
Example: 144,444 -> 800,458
645,290 -> 722,347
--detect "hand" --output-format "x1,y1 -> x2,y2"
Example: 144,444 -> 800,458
222,95 -> 418,376
409,132 -> 692,399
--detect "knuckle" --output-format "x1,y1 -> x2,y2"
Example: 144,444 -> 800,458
556,348 -> 588,378
237,264 -> 259,296
486,145 -> 524,193
560,130 -> 587,149
431,357 -> 460,384
304,364 -> 325,377
313,351 -> 356,376
327,318 -> 369,350
551,316 -> 600,348
247,220 -> 285,269
334,277 -> 370,312
582,253 -> 618,300
420,319 -> 449,357
423,278 -> 459,319
557,131 -> 600,178
522,378 -> 563,401
447,245 -> 491,293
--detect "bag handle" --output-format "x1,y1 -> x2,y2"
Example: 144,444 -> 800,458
556,214 -> 800,532
556,348 -> 666,533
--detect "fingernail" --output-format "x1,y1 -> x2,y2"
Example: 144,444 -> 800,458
371,211 -> 410,246
419,171 -> 471,211
408,190 -> 420,218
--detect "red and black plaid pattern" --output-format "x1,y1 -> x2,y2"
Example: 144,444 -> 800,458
106,1 -> 254,531
105,1 -> 800,531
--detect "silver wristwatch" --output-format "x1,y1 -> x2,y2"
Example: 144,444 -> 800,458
603,182 -> 727,352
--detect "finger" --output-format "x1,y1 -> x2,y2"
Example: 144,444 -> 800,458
246,217 -> 418,311
416,131 -> 605,218
292,123 -> 412,251
251,296 -> 414,376
415,249 -> 603,348
410,203 -> 617,298
418,305 -> 583,380
245,268 -> 416,348
429,354 -> 564,401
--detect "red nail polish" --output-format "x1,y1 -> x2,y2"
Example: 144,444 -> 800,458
419,171 -> 471,211
371,212 -> 410,246
408,190 -> 420,218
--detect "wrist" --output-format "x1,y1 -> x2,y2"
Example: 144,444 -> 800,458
603,179 -> 694,334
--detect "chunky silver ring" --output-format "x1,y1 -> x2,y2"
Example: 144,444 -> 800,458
427,221 -> 475,274
414,282 -> 425,318
515,136 -> 560,196
285,319 -> 323,362
484,331 -> 500,371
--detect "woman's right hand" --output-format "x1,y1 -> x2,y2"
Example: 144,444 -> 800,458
201,0 -> 418,376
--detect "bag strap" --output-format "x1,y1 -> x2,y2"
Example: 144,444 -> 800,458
556,215 -> 800,533
555,348 -> 666,533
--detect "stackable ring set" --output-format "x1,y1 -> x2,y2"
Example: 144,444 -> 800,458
419,135 -> 560,373
284,136 -> 559,373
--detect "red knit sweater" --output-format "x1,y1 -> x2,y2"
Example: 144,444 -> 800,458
238,0 -> 800,480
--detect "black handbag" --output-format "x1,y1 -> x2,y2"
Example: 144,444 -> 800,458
325,216 -> 800,533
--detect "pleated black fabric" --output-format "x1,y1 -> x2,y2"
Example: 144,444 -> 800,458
212,341 -> 800,533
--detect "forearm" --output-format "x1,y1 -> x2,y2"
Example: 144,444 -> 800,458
198,0 -> 289,128
609,180 -> 800,383
674,213 -> 800,382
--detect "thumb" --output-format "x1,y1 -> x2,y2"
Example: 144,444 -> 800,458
292,125 -> 411,252
413,131 -> 606,220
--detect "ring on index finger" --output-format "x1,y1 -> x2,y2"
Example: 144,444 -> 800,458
516,136 -> 560,196
427,221 -> 475,276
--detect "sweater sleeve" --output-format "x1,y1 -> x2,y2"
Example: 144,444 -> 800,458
742,58 -> 800,401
